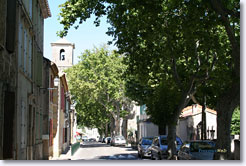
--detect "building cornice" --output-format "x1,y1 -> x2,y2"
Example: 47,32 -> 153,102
50,62 -> 59,76
38,0 -> 51,19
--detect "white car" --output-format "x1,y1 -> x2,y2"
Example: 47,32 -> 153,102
111,136 -> 126,146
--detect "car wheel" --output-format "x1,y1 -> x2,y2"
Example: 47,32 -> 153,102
151,151 -> 155,160
158,153 -> 162,160
140,153 -> 143,159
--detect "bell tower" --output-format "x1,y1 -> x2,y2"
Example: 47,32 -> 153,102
51,38 -> 75,74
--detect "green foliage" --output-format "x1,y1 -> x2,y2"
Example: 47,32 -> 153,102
65,46 -> 127,130
231,107 -> 240,135
59,1 -> 240,157
59,0 -> 239,125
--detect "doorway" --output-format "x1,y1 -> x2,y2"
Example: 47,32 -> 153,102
3,91 -> 15,159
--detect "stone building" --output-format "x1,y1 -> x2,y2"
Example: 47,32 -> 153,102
0,0 -> 18,160
176,104 -> 217,142
52,74 -> 71,158
0,0 -> 51,160
41,58 -> 60,159
51,38 -> 75,74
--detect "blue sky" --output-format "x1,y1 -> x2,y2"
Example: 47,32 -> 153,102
44,0 -> 116,64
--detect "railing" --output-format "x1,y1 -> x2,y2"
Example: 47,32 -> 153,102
71,142 -> 80,156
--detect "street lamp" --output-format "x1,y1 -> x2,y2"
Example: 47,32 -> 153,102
54,77 -> 59,87
40,77 -> 59,91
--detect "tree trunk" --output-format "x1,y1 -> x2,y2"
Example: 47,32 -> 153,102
214,81 -> 239,160
215,108 -> 233,160
114,118 -> 120,136
122,118 -> 128,139
167,124 -> 177,160
110,116 -> 115,137
105,123 -> 108,137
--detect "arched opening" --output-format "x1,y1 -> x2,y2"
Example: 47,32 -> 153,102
60,49 -> 65,61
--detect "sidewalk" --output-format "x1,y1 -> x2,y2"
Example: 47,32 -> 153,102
50,145 -> 72,160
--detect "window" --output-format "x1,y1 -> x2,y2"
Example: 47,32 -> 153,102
60,49 -> 65,61
65,128 -> 67,143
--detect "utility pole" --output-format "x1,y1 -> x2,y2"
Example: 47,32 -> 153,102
201,95 -> 207,140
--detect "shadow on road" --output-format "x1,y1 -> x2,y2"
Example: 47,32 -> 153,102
80,142 -> 111,148
91,153 -> 139,160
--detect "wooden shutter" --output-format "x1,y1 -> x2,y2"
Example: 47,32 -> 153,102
6,0 -> 16,53
61,87 -> 65,110
21,101 -> 26,149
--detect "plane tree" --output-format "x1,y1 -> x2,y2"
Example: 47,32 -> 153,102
58,0 -> 239,159
65,47 -> 132,136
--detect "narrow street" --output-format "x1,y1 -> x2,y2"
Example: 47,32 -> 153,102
70,141 -> 143,160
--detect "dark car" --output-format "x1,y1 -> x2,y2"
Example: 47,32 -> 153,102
106,137 -> 111,144
138,137 -> 154,159
150,135 -> 183,160
102,137 -> 106,143
178,140 -> 216,160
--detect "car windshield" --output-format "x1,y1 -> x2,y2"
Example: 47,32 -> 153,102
116,136 -> 125,140
142,139 -> 153,145
190,142 -> 215,152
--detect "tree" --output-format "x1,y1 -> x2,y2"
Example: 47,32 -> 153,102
65,46 -> 129,136
58,0 -> 239,159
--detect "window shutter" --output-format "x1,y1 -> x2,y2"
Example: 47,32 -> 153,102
21,101 -> 26,149
23,29 -> 27,72
18,22 -> 23,67
61,87 -> 65,110
28,37 -> 32,77
6,0 -> 16,53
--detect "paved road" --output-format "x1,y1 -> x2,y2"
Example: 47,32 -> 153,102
70,141 -> 143,160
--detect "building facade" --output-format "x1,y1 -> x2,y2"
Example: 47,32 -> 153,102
0,0 -> 51,160
137,105 -> 159,140
176,104 -> 217,142
0,0 -> 18,160
52,74 -> 71,158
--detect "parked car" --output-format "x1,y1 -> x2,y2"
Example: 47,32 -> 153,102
138,137 -> 154,159
102,137 -> 106,143
150,135 -> 183,160
178,140 -> 216,160
106,137 -> 111,144
111,136 -> 126,146
82,136 -> 89,142
98,137 -> 103,142
89,138 -> 96,142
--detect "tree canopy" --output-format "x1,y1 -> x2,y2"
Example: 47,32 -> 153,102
65,46 -> 128,134
59,0 -> 240,159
